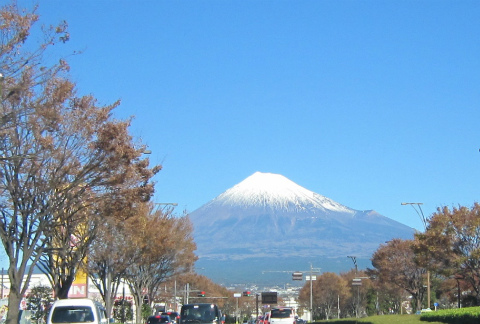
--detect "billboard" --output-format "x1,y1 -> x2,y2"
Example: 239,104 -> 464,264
261,292 -> 277,305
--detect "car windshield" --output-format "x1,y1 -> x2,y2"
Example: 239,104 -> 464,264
270,309 -> 292,319
51,306 -> 94,323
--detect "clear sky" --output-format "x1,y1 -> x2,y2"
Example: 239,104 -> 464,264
18,0 -> 480,231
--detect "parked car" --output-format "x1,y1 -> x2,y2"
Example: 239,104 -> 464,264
47,298 -> 108,324
147,315 -> 173,324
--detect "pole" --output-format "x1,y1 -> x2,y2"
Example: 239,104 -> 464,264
427,270 -> 431,310
337,295 -> 340,319
347,256 -> 359,317
236,296 -> 239,324
174,279 -> 177,312
310,264 -> 313,322
122,282 -> 125,324
256,294 -> 259,322
401,202 -> 430,309
457,278 -> 461,308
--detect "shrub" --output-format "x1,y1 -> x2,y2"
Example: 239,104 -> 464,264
420,307 -> 480,324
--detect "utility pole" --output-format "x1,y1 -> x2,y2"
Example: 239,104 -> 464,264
347,256 -> 360,318
256,294 -> 259,321
307,264 -> 321,322
401,202 -> 430,309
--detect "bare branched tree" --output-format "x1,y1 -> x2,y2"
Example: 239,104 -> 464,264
0,2 -> 159,323
121,203 -> 196,324
88,217 -> 135,318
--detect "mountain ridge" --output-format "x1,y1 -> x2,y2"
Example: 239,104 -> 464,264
189,172 -> 415,284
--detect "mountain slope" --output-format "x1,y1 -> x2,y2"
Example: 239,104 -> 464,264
189,172 -> 415,283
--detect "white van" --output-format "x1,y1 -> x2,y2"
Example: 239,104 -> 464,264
269,308 -> 295,324
47,298 -> 108,324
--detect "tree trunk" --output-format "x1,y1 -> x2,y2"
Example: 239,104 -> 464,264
134,293 -> 142,324
56,274 -> 75,299
416,294 -> 422,312
5,289 -> 22,324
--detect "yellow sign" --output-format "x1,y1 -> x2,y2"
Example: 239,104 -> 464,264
68,265 -> 88,298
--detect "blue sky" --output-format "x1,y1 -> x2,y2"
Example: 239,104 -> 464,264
19,0 -> 480,231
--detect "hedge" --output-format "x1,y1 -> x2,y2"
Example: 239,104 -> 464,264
420,306 -> 480,324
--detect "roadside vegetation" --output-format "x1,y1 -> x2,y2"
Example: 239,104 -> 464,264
312,306 -> 480,323
313,314 -> 442,324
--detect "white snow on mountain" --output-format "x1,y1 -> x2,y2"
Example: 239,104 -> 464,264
208,171 -> 354,214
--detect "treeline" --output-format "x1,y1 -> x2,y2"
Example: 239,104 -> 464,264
297,203 -> 480,321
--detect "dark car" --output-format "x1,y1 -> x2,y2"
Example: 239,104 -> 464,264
147,315 -> 173,324
180,304 -> 223,324
162,312 -> 180,324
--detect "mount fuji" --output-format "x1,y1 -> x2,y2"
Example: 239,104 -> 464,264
189,172 -> 415,284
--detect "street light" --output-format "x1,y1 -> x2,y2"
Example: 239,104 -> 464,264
401,202 -> 428,229
347,256 -> 358,276
401,202 -> 430,309
155,203 -> 178,213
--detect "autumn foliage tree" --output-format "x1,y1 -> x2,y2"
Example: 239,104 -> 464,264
370,239 -> 426,312
298,272 -> 350,320
340,270 -> 373,318
88,216 -> 132,318
121,202 -> 197,323
175,273 -> 233,308
0,2 -> 159,323
365,271 -> 407,314
415,203 -> 480,305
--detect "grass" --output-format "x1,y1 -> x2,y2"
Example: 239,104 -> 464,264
312,314 -> 445,324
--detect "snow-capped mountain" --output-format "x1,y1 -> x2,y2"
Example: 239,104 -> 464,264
209,172 -> 352,213
189,172 -> 415,284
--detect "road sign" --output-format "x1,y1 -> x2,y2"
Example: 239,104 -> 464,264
261,292 -> 277,304
292,272 -> 303,281
352,278 -> 362,286
306,275 -> 316,281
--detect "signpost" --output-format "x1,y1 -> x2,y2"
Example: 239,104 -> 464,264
234,293 -> 241,324
261,292 -> 277,305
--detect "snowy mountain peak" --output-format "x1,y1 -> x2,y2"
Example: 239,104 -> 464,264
209,172 -> 353,213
